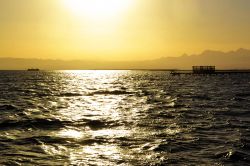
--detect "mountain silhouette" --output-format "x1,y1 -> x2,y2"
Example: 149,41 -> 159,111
1,48 -> 250,70
154,48 -> 250,69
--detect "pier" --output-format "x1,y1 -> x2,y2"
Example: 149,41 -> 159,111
170,66 -> 250,75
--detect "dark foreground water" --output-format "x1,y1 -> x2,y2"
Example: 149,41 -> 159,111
0,70 -> 250,166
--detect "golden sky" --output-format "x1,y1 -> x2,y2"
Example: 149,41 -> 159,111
0,0 -> 250,61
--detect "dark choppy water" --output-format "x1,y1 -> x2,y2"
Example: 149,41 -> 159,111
0,70 -> 250,166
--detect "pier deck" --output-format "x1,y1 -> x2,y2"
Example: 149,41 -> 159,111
170,70 -> 250,75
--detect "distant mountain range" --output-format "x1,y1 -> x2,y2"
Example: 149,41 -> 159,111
1,48 -> 250,70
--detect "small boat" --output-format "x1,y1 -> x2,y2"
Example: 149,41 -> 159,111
27,68 -> 40,71
170,70 -> 180,76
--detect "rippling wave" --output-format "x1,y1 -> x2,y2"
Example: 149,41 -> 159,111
0,70 -> 250,165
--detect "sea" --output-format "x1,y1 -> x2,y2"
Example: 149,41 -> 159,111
0,70 -> 249,166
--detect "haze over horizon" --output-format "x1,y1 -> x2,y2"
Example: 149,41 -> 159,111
1,48 -> 250,70
1,0 -> 250,62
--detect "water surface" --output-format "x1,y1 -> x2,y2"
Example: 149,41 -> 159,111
0,70 -> 250,165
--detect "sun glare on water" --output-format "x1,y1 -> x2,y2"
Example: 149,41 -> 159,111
63,0 -> 133,20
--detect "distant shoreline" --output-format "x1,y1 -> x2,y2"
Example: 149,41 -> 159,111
1,48 -> 250,70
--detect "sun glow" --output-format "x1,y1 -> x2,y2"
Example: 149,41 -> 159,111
63,0 -> 133,20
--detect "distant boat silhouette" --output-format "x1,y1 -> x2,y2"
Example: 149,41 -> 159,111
27,68 -> 40,71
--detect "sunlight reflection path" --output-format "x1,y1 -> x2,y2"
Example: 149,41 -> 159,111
53,71 -> 133,165
43,70 -> 182,165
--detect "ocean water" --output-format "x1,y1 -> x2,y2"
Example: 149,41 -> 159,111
0,70 -> 250,166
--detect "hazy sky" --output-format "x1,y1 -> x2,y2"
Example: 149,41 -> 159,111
0,0 -> 250,61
